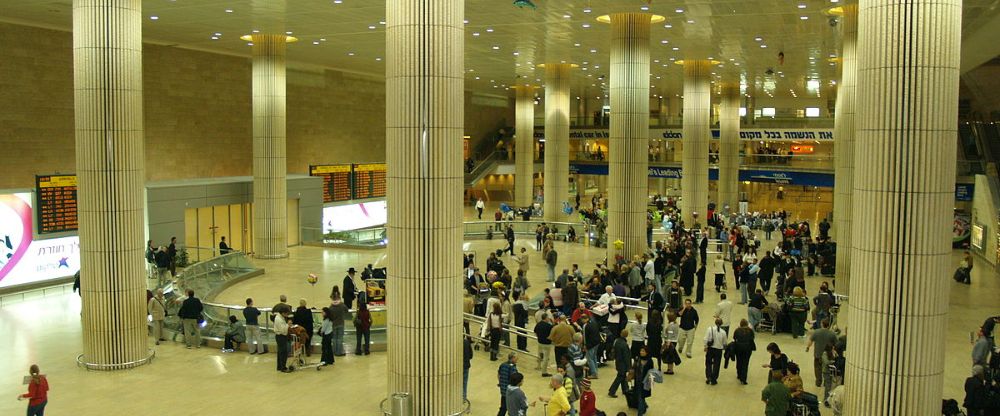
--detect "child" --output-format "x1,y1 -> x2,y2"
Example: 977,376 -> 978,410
579,377 -> 597,416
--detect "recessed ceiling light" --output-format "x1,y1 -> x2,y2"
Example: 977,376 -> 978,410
473,32 -> 480,36
286,31 -> 293,35
582,23 -> 591,28
640,5 -> 649,11
672,47 -> 679,51
376,57 -> 382,61
574,43 -> 581,47
513,51 -> 519,56
369,25 -> 376,29
149,16 -> 159,20
214,32 -> 222,36
475,76 -> 480,80
661,40 -> 669,44
333,0 -> 342,3
491,45 -> 500,50
320,38 -> 327,41
800,16 -> 809,20
463,19 -> 469,24
252,29 -> 260,33
312,41 -> 319,45
583,7 -> 592,13
664,24 -> 673,28
754,36 -> 762,41
211,36 -> 219,40
348,52 -> 355,56
675,8 -> 684,13
761,44 -> 768,48
687,20 -> 695,23
225,9 -> 233,13
486,28 -> 494,32
798,4 -> 807,8
563,14 -> 571,19
590,49 -> 597,53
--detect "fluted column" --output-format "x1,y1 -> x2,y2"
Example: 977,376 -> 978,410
385,1 -> 464,414
681,60 -> 711,227
832,4 -> 858,296
718,83 -> 740,212
544,64 -> 571,221
73,0 -> 150,369
252,34 -> 289,259
606,13 -> 652,259
514,86 -> 535,207
845,0 -> 960,414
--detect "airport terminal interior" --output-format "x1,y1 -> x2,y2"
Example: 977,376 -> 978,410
1,0 -> 999,415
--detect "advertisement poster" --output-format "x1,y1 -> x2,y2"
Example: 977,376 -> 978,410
322,200 -> 388,233
0,193 -> 80,289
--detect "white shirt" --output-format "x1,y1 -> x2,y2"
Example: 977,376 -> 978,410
644,260 -> 655,278
715,300 -> 734,327
704,325 -> 728,350
274,314 -> 289,335
476,200 -> 485,209
598,292 -> 615,305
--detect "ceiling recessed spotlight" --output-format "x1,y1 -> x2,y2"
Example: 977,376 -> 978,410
491,45 -> 500,50
211,36 -> 220,40
320,38 -> 327,41
754,36 -> 762,41
589,49 -> 597,53
225,9 -> 233,13
760,44 -> 768,48
486,28 -> 494,32
333,0 -> 342,3
798,4 -> 807,8
376,57 -> 382,61
252,29 -> 260,33
583,7 -> 592,13
286,31 -> 293,35
687,19 -> 695,23
640,5 -> 649,11
582,23 -> 591,28
574,43 -> 581,47
213,32 -> 222,36
312,41 -> 319,45
672,47 -> 679,51
661,40 -> 669,44
149,15 -> 159,20
563,14 -> 571,19
513,51 -> 519,56
368,25 -> 376,29
475,76 -> 480,80
247,42 -> 253,46
473,32 -> 480,36
675,8 -> 684,13
463,19 -> 469,24
348,52 -> 355,56
800,16 -> 809,20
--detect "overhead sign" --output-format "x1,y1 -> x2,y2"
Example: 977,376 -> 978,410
310,164 -> 353,203
955,184 -> 974,201
0,193 -> 80,289
352,163 -> 387,199
35,174 -> 79,234
536,128 -> 835,141
570,163 -> 837,187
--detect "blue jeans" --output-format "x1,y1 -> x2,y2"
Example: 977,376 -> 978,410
463,367 -> 470,400
546,265 -> 555,282
355,328 -> 370,354
586,347 -> 599,377
333,326 -> 345,355
748,307 -> 763,329
27,400 -> 47,416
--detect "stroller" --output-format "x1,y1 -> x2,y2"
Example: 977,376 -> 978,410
757,303 -> 780,334
287,326 -> 322,371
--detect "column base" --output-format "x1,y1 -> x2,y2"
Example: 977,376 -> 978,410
76,349 -> 155,371
254,252 -> 290,260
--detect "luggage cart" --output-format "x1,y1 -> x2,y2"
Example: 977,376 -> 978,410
287,327 -> 322,371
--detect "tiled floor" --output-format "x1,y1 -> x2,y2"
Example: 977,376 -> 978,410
1,207 -> 995,415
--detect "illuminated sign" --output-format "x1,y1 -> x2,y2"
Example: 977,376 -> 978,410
310,164 -> 352,203
35,174 -> 79,234
352,163 -> 387,199
322,200 -> 387,233
535,128 -> 836,141
0,193 -> 80,289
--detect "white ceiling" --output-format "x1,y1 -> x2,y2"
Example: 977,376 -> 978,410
1,0 -> 997,100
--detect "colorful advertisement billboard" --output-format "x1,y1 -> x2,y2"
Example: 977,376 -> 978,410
0,193 -> 80,289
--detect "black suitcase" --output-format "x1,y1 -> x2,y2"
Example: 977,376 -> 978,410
625,388 -> 638,408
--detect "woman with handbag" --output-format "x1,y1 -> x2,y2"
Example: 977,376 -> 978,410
486,302 -> 504,361
662,312 -> 682,375
732,319 -> 756,385
646,310 -> 664,371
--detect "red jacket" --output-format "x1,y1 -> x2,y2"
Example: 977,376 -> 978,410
579,390 -> 596,416
21,376 -> 48,406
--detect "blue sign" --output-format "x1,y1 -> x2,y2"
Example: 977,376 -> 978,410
571,163 -> 836,187
955,184 -> 974,201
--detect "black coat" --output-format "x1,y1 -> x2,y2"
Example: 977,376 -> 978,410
613,337 -> 632,373
343,275 -> 357,301
293,306 -> 315,334
178,297 -> 203,319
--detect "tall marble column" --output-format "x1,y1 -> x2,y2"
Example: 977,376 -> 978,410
544,64 -> 571,221
717,83 -> 740,212
605,13 -> 653,260
385,0 -> 464,414
514,86 -> 535,207
832,4 -> 858,296
844,0 -> 960,414
251,34 -> 289,259
73,0 -> 151,369
681,60 -> 711,227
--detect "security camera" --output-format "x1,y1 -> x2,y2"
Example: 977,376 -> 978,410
829,17 -> 838,27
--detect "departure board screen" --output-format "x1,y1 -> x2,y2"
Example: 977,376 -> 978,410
310,165 -> 352,203
352,163 -> 387,199
35,174 -> 79,234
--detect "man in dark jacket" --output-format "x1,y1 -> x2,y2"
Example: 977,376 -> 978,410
645,283 -> 666,312
167,237 -> 178,276
178,289 -> 204,349
584,316 -> 603,378
680,254 -> 696,295
964,365 -> 989,416
757,252 -> 777,294
342,268 -> 358,309
608,329 -> 632,397
504,225 -> 516,256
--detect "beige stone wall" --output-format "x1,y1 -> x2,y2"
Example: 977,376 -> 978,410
0,22 -> 509,188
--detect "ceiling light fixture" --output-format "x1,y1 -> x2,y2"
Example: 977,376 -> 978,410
675,8 -> 684,13
225,9 -> 233,13
664,24 -> 673,28
491,45 -> 500,50
149,16 -> 159,20
800,16 -> 809,20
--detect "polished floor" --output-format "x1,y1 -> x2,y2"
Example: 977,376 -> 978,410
0,210 -> 995,415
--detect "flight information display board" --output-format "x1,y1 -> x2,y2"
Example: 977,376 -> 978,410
310,165 -> 352,203
352,163 -> 387,199
35,174 -> 79,234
